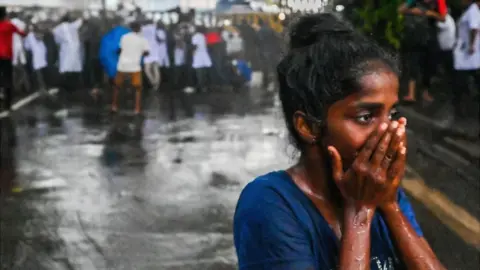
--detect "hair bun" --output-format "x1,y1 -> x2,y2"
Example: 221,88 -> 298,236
288,13 -> 353,50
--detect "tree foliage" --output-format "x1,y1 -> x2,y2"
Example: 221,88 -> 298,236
350,0 -> 464,50
353,0 -> 404,49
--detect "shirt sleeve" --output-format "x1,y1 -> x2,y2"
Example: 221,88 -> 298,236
406,0 -> 416,7
72,18 -> 83,30
119,36 -> 125,49
397,188 -> 424,237
467,6 -> 480,29
52,25 -> 62,44
436,14 -> 453,29
436,0 -> 448,16
234,185 -> 316,270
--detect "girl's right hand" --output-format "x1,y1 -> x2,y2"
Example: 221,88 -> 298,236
328,120 -> 406,210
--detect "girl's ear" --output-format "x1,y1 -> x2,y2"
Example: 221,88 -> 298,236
293,111 -> 321,144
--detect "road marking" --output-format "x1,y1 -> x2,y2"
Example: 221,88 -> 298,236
28,177 -> 68,190
0,88 -> 59,119
403,166 -> 480,249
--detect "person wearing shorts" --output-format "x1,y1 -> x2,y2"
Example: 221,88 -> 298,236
113,21 -> 149,115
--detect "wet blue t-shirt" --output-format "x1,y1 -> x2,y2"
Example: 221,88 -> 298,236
233,171 -> 423,270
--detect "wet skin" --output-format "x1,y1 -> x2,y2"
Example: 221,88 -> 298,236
287,70 -> 446,269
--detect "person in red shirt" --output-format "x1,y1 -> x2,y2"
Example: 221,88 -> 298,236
205,27 -> 227,84
0,6 -> 26,113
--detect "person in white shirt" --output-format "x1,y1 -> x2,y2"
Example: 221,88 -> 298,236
24,27 -> 48,92
52,14 -> 83,74
11,13 -> 26,67
222,27 -> 244,57
453,0 -> 480,119
156,21 -> 170,88
436,13 -> 456,87
52,13 -> 83,98
113,21 -> 149,115
141,20 -> 161,90
191,26 -> 212,92
173,29 -> 186,87
437,14 -> 456,52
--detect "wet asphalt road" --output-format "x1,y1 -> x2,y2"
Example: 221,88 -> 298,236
0,87 -> 288,270
1,87 -> 479,269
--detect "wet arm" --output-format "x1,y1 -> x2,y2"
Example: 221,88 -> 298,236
338,205 -> 375,270
381,203 -> 446,270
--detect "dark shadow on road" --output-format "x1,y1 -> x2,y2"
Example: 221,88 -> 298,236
0,117 -> 17,196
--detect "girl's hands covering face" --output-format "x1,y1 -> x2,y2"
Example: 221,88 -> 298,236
328,118 -> 407,209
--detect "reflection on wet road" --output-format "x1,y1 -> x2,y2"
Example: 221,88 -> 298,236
1,103 -> 289,269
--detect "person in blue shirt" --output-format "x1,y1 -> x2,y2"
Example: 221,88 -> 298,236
233,13 -> 446,270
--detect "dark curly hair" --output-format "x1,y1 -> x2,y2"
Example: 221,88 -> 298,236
277,13 -> 399,151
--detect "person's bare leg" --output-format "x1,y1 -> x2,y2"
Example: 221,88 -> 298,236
403,79 -> 416,102
156,64 -> 161,90
111,85 -> 119,112
135,86 -> 142,114
422,89 -> 434,102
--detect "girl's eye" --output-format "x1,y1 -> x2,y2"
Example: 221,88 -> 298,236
355,113 -> 374,124
355,108 -> 400,125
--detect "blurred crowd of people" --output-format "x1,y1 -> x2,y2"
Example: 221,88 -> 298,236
0,4 -> 283,117
398,0 -> 479,122
0,0 -> 478,125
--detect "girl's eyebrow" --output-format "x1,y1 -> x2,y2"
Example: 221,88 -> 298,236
354,102 -> 399,110
353,102 -> 384,110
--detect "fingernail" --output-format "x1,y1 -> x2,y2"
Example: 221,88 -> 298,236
397,126 -> 404,136
380,123 -> 388,130
400,147 -> 406,155
391,121 -> 398,129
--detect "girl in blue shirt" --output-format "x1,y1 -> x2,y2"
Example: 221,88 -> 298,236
233,13 -> 446,270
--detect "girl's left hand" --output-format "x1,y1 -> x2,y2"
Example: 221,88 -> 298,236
379,118 -> 407,209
